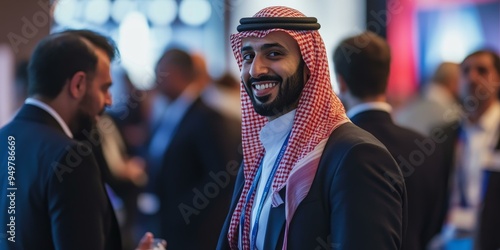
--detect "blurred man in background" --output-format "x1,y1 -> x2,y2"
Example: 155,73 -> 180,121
437,50 -> 500,250
395,62 -> 461,136
143,48 -> 241,250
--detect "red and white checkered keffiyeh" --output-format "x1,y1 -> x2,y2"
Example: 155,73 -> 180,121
228,6 -> 349,250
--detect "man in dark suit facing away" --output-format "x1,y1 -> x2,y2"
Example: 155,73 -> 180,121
0,30 -> 122,249
333,31 -> 449,250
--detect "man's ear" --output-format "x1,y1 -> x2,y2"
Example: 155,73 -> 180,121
336,74 -> 348,94
68,71 -> 88,99
303,64 -> 311,82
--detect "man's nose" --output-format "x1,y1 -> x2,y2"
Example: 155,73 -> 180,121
105,92 -> 113,107
249,56 -> 269,79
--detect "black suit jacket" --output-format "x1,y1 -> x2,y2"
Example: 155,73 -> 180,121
0,104 -> 121,249
438,122 -> 500,250
155,98 -> 242,250
350,110 -> 449,250
217,122 -> 406,249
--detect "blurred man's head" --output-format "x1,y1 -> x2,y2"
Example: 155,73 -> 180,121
191,53 -> 212,90
28,29 -> 116,135
431,62 -> 460,100
459,50 -> 500,119
155,48 -> 195,100
14,60 -> 29,108
333,31 -> 391,106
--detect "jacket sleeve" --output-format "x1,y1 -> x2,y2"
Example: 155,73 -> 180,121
477,171 -> 500,250
216,164 -> 245,250
47,143 -> 112,250
329,142 -> 406,249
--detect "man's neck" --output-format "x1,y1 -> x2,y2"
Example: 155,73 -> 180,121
343,93 -> 386,110
465,98 -> 495,124
31,95 -> 75,127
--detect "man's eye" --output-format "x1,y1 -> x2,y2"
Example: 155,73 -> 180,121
268,51 -> 282,57
242,53 -> 254,61
477,67 -> 488,75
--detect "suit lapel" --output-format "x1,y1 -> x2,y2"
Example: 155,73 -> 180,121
264,187 -> 286,250
16,104 -> 67,136
350,110 -> 393,125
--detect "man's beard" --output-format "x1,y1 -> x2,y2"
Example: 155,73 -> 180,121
244,61 -> 306,117
70,94 -> 104,141
71,109 -> 95,141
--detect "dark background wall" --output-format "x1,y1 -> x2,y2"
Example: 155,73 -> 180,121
0,0 -> 52,62
366,0 -> 387,38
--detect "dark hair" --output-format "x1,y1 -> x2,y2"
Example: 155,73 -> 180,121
463,49 -> 500,76
156,48 -> 195,81
14,60 -> 30,101
333,31 -> 391,98
463,50 -> 500,100
28,29 -> 117,99
15,60 -> 29,89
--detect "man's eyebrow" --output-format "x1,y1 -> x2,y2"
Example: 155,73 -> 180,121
103,82 -> 113,89
241,46 -> 253,53
261,43 -> 286,51
241,43 -> 286,53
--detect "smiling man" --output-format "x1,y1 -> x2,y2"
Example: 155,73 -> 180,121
241,31 -> 306,119
217,6 -> 406,250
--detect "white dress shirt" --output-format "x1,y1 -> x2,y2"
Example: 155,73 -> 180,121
346,102 -> 392,119
239,109 -> 295,249
25,97 -> 73,138
448,101 -> 500,231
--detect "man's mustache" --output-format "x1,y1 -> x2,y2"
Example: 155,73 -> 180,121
248,75 -> 283,85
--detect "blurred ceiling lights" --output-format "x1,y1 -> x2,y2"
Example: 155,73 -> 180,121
147,0 -> 178,26
119,12 -> 155,90
54,0 -> 212,27
111,0 -> 136,24
85,0 -> 112,25
179,0 -> 212,26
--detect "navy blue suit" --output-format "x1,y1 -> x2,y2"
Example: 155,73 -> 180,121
0,104 -> 121,249
217,122 -> 406,249
350,110 -> 449,250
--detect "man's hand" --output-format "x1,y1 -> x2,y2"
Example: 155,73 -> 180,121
136,232 -> 167,250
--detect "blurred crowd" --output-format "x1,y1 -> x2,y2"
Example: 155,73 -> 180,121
6,28 -> 500,250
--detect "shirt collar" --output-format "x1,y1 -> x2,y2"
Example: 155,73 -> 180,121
463,101 -> 500,133
168,83 -> 199,106
259,109 -> 296,152
347,102 -> 392,119
25,98 -> 73,138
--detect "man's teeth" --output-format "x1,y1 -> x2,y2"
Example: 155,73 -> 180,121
254,83 -> 277,90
